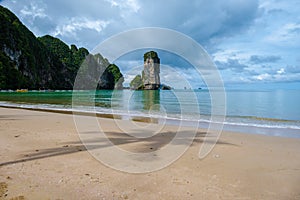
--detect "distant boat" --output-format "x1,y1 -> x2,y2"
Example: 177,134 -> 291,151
16,89 -> 28,93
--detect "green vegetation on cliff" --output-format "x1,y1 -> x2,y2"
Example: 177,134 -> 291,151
38,35 -> 89,86
143,51 -> 159,61
105,64 -> 124,89
0,5 -> 62,89
130,74 -> 143,90
38,35 -> 89,68
0,5 -> 123,90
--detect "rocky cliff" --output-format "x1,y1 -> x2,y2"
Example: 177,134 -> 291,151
143,51 -> 160,90
130,51 -> 170,90
0,5 -> 123,90
76,53 -> 124,90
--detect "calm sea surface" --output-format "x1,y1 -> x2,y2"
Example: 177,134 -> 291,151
0,89 -> 299,138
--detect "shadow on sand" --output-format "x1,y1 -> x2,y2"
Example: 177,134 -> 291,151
0,130 -> 238,167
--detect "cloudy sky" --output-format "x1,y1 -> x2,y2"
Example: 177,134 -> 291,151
1,0 -> 300,89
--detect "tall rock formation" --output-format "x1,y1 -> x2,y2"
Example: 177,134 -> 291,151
143,51 -> 160,90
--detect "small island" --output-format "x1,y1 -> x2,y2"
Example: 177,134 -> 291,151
130,51 -> 171,90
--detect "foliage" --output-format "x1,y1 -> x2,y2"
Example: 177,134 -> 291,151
130,74 -> 143,89
0,51 -> 30,89
0,5 -> 123,90
143,51 -> 159,61
0,5 -> 53,89
38,35 -> 89,68
38,35 -> 90,85
105,64 -> 124,89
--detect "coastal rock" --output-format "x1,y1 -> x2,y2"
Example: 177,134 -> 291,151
160,84 -> 171,90
76,54 -> 124,90
143,51 -> 160,90
130,74 -> 143,90
129,51 -> 171,90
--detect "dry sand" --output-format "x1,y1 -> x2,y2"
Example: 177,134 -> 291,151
0,107 -> 300,200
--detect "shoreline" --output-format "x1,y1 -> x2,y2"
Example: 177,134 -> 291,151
1,107 -> 300,199
0,103 -> 300,139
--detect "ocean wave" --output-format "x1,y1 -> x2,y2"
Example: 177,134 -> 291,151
1,101 -> 300,132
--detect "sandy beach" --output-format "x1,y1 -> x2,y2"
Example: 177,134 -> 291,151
0,107 -> 300,200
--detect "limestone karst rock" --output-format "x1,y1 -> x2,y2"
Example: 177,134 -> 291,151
143,51 -> 160,90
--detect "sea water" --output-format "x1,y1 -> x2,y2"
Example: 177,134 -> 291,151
0,89 -> 299,138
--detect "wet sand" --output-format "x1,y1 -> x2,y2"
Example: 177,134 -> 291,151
0,107 -> 300,199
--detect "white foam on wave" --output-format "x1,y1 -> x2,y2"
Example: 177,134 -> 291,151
1,101 -> 300,132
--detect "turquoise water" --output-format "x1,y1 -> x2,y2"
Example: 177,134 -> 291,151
0,89 -> 300,137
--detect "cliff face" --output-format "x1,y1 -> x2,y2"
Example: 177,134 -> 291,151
143,51 -> 160,90
74,53 -> 124,90
0,5 -> 123,90
38,35 -> 90,89
0,5 -> 63,89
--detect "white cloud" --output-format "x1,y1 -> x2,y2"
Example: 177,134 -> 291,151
53,18 -> 110,37
122,64 -> 143,85
254,73 -> 272,81
105,0 -> 140,12
277,68 -> 285,74
19,2 -> 47,22
213,49 -> 239,62
160,65 -> 201,89
266,23 -> 300,44
250,67 -> 300,83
